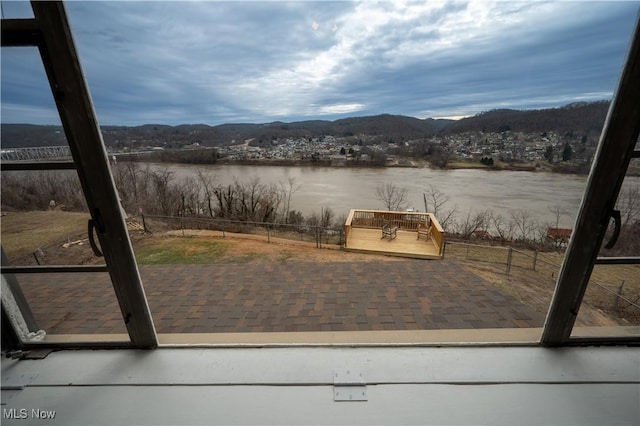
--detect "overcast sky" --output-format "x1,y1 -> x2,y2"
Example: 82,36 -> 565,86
1,1 -> 638,126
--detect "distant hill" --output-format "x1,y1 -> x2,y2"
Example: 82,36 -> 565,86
443,101 -> 609,135
0,101 -> 610,149
328,114 -> 451,139
0,124 -> 67,148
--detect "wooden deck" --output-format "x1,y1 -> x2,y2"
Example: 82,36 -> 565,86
344,210 -> 444,259
345,228 -> 442,259
344,209 -> 445,259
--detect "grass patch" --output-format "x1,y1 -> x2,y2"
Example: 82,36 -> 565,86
134,236 -> 228,264
225,253 -> 266,263
277,250 -> 294,263
0,211 -> 89,259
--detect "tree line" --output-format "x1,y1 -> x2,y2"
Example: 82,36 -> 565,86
0,162 -> 345,229
375,181 -> 640,252
2,163 -> 637,252
111,162 -> 342,228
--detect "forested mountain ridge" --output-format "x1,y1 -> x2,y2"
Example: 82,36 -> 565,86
1,101 -> 609,149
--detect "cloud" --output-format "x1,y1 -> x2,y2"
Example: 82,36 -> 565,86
317,103 -> 365,115
1,1 -> 638,126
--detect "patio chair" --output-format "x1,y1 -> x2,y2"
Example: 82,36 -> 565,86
381,221 -> 398,240
417,219 -> 432,241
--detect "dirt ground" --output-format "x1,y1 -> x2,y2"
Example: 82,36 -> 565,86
163,229 -> 403,263
460,261 -> 621,327
0,212 -> 398,265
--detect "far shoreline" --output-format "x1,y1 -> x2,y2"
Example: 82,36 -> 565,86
129,155 -> 603,176
118,151 -> 639,176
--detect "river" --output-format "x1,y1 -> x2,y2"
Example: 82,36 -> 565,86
139,162 -> 636,230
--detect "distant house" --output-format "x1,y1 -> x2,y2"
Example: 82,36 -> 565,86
547,228 -> 572,246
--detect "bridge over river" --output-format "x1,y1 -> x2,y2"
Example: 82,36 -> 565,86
0,146 -> 150,162
0,146 -> 72,161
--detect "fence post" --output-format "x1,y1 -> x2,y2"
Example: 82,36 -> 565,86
614,280 -> 625,311
533,250 -> 538,271
316,227 -> 320,248
506,247 -> 513,274
441,240 -> 447,258
267,226 -> 271,243
181,194 -> 186,237
141,211 -> 149,233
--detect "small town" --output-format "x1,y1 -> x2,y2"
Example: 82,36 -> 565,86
210,130 -> 594,170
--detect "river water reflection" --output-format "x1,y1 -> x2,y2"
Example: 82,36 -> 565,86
143,163 -> 634,229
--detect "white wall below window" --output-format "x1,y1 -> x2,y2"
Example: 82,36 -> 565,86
1,347 -> 639,425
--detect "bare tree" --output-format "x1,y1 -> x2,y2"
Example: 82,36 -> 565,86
181,176 -> 201,215
456,208 -> 489,239
1,173 -> 34,210
57,173 -> 85,211
287,210 -> 304,225
306,211 -> 321,227
236,178 -> 271,222
535,222 -> 556,248
511,209 -> 536,242
196,168 -> 216,217
257,183 -> 283,223
424,184 -> 457,231
603,183 -> 640,256
112,161 -> 155,213
151,168 -> 181,216
113,162 -> 156,214
491,211 -> 515,244
213,183 -> 237,218
211,178 -> 283,223
320,206 -> 335,228
333,212 -> 348,229
548,204 -> 568,229
281,177 -> 301,223
375,182 -> 408,211
36,171 -> 62,205
616,183 -> 640,227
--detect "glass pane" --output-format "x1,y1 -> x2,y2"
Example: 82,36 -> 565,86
572,174 -> 640,337
3,1 -> 638,344
0,0 -> 34,19
7,272 -> 128,340
1,171 -> 94,266
0,44 -> 127,344
1,47 -> 63,134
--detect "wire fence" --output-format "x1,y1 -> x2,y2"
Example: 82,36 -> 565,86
444,240 -> 640,323
443,241 -> 560,275
142,214 -> 345,249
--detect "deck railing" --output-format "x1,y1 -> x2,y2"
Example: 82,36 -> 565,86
345,209 -> 445,255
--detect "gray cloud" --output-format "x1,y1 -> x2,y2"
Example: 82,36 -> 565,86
1,1 -> 638,125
